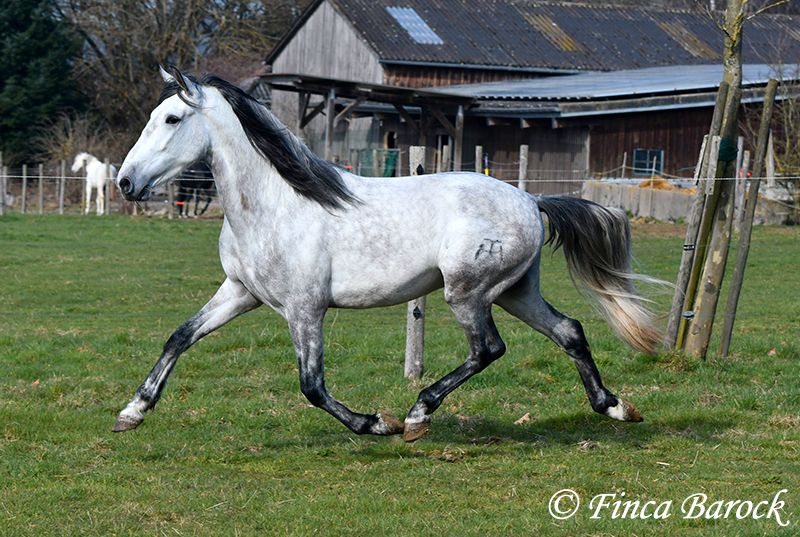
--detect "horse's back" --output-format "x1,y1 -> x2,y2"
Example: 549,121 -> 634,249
326,172 -> 543,307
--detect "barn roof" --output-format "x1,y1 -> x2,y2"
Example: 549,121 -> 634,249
434,63 -> 798,101
266,0 -> 800,73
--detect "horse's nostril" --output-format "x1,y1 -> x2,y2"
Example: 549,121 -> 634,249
119,177 -> 134,196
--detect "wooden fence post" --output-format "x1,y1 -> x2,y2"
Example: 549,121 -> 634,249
104,159 -> 111,215
59,160 -> 66,215
168,183 -> 175,220
0,152 -> 4,217
404,146 -> 426,380
475,145 -> 483,174
22,164 -> 28,214
517,144 -> 529,191
38,163 -> 44,214
81,168 -> 87,215
719,79 -> 778,358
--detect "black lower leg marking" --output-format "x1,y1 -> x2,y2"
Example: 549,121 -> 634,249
404,309 -> 506,441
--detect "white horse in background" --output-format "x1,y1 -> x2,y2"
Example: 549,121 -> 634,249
72,152 -> 117,215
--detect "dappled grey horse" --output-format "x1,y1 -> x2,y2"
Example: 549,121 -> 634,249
113,66 -> 661,441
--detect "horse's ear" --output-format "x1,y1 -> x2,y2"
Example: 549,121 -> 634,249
159,64 -> 195,96
159,64 -> 174,83
168,65 -> 193,96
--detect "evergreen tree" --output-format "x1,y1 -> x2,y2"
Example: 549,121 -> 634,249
0,0 -> 84,164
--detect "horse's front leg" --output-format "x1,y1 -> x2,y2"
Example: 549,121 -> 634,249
84,185 -> 92,215
288,314 -> 404,436
113,278 -> 260,432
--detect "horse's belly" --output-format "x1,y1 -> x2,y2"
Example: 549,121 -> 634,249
329,263 -> 443,308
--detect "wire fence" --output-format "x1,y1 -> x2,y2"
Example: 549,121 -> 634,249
1,156 -> 796,218
0,162 -> 220,218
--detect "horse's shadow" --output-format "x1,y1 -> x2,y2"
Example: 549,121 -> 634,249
259,410 -> 737,458
426,411 -> 735,446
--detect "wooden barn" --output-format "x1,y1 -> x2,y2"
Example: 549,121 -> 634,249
260,0 -> 800,192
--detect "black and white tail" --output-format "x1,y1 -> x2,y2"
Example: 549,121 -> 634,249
537,196 -> 662,354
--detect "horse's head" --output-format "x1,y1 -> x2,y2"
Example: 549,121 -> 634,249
71,152 -> 91,173
117,66 -> 212,201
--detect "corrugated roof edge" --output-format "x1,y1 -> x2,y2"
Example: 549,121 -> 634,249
429,63 -> 799,101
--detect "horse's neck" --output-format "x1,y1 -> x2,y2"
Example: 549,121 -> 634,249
209,135 -> 313,226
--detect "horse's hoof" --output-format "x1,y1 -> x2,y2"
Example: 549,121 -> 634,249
112,414 -> 143,432
605,399 -> 643,422
403,419 -> 431,442
376,413 -> 405,435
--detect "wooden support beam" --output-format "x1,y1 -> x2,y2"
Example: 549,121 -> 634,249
297,92 -> 309,130
324,88 -> 335,161
394,104 -> 420,136
429,107 -> 456,139
300,99 -> 325,130
334,96 -> 366,127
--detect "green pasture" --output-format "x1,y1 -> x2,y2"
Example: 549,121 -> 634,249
0,214 -> 798,536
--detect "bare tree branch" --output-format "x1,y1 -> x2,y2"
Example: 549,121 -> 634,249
746,0 -> 791,20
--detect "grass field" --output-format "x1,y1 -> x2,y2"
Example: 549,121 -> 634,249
1,214 -> 798,536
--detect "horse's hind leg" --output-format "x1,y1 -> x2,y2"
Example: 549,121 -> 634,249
97,184 -> 105,215
288,313 -> 404,436
403,295 -> 506,442
495,267 -> 642,422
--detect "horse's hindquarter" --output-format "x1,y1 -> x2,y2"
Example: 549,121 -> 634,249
328,173 -> 543,308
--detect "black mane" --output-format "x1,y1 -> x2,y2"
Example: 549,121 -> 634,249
159,74 -> 357,210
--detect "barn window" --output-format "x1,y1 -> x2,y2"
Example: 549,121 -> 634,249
632,148 -> 664,176
386,7 -> 444,45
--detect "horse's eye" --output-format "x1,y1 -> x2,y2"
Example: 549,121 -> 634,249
166,115 -> 181,125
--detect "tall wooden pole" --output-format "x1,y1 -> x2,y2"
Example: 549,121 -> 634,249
719,79 -> 778,358
475,145 -> 483,174
682,0 -> 746,359
404,146 -> 427,380
683,88 -> 742,359
666,83 -> 724,349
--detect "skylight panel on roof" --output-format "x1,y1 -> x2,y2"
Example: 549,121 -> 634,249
386,6 -> 444,45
